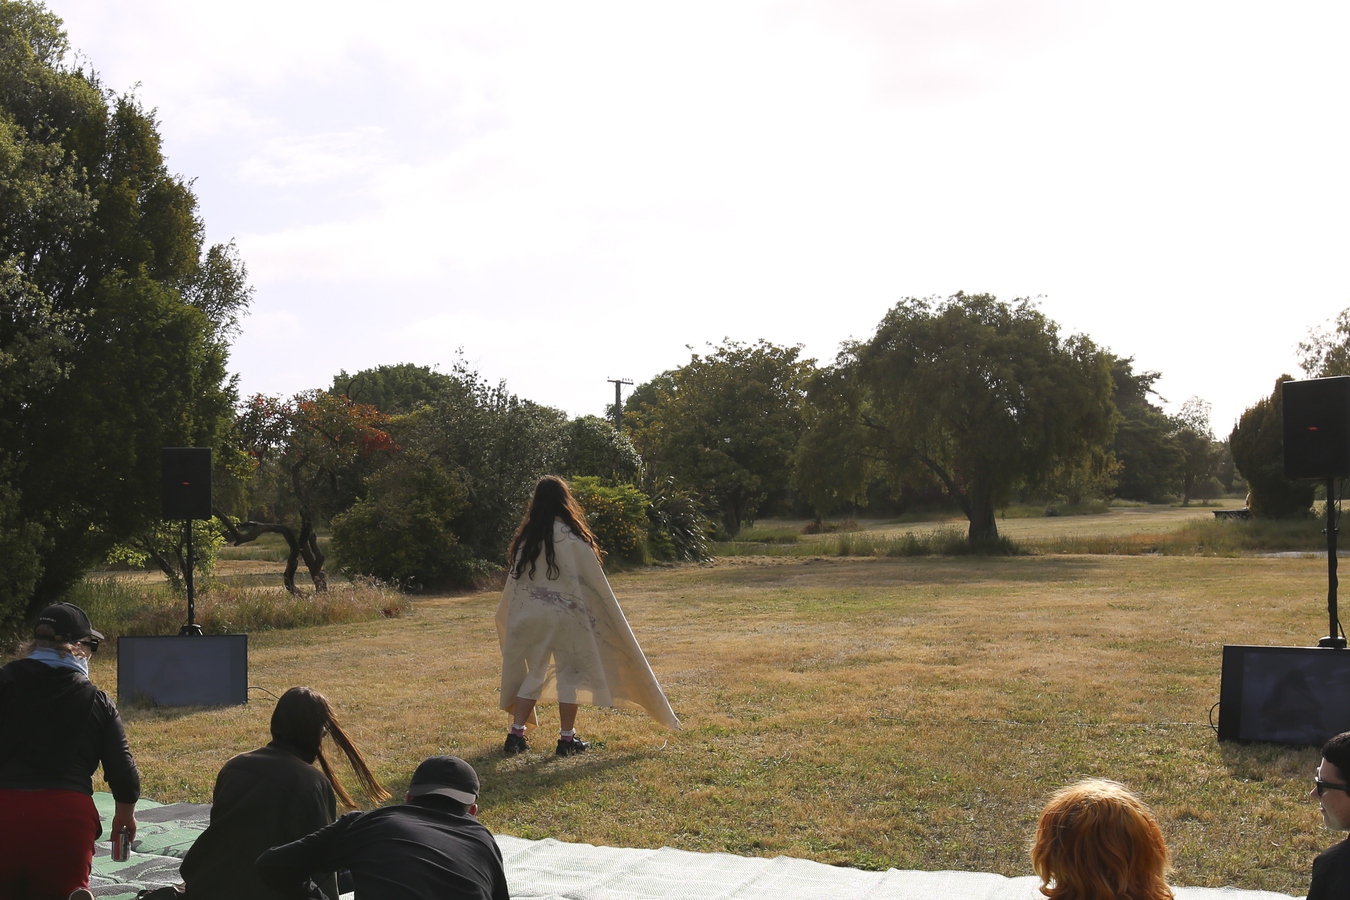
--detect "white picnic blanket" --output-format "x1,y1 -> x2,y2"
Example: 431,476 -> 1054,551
494,835 -> 1299,900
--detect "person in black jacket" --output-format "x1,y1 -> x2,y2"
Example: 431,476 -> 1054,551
179,686 -> 389,900
0,602 -> 140,900
1309,731 -> 1350,900
256,755 -> 510,900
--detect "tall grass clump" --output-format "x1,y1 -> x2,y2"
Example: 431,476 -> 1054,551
716,528 -> 1022,558
48,577 -> 410,651
1029,517 -> 1325,556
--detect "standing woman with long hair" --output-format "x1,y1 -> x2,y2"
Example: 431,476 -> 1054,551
498,476 -> 680,756
180,686 -> 389,900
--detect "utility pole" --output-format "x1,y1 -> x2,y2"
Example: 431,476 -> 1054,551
607,378 -> 632,429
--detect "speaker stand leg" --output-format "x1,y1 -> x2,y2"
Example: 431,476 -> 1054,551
1321,476 -> 1345,649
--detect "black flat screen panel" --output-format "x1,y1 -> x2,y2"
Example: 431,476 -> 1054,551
117,634 -> 247,707
1219,644 -> 1350,745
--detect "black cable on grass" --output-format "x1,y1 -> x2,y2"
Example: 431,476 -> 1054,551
248,685 -> 281,702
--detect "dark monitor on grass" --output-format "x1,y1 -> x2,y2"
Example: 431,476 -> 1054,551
1219,644 -> 1350,746
118,634 -> 248,707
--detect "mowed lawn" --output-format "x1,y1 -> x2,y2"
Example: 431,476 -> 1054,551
99,551 -> 1332,896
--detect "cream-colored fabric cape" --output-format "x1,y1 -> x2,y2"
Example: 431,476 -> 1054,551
496,520 -> 680,729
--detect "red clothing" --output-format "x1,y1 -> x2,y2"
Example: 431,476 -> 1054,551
0,788 -> 100,899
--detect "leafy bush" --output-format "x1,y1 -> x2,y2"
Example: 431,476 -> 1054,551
561,416 -> 641,482
644,476 -> 714,561
330,452 -> 484,589
570,477 -> 651,565
1229,378 -> 1315,519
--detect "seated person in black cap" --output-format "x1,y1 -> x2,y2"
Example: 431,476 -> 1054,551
256,755 -> 509,900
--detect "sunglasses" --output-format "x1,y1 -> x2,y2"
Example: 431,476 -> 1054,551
1316,780 -> 1349,797
78,638 -> 99,655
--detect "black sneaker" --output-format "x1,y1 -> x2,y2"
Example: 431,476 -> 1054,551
555,736 -> 591,757
503,733 -> 529,755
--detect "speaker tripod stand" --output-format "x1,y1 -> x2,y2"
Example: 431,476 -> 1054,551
1322,476 -> 1347,649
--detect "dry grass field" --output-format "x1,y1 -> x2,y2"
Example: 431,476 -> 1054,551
85,539 -> 1339,896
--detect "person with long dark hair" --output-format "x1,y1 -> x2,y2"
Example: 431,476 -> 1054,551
180,686 -> 389,900
498,475 -> 680,756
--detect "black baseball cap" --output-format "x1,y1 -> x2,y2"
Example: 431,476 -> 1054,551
35,603 -> 103,643
408,755 -> 479,805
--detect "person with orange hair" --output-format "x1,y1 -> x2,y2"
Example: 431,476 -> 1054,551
1030,779 -> 1174,900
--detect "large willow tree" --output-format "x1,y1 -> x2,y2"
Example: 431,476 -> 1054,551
795,293 -> 1117,543
0,1 -> 250,628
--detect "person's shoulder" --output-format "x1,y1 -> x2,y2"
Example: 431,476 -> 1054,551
1316,836 -> 1350,866
1312,836 -> 1350,895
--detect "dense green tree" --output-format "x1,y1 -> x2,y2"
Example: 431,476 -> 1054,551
797,293 -> 1116,542
625,340 -> 813,536
1299,308 -> 1350,378
1107,358 -> 1184,503
397,367 -> 568,564
559,415 -> 642,482
331,363 -> 457,415
330,448 -> 477,588
1229,376 -> 1315,519
0,1 -> 248,627
1172,396 -> 1220,505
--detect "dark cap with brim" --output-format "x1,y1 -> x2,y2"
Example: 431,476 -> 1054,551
35,603 -> 103,643
408,755 -> 479,805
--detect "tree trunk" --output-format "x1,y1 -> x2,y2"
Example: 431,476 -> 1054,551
214,510 -> 319,594
722,505 -> 741,537
297,522 -> 328,592
967,481 -> 999,543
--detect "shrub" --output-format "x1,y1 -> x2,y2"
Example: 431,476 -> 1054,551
1230,377 -> 1315,519
330,452 -> 483,589
570,477 -> 651,565
643,476 -> 714,561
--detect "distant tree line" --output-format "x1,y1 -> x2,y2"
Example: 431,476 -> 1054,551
625,294 -> 1243,543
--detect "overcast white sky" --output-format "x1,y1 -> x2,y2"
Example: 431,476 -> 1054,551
50,0 -> 1350,434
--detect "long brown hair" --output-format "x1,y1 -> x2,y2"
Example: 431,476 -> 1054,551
270,687 -> 390,809
1031,779 -> 1173,900
507,475 -> 601,579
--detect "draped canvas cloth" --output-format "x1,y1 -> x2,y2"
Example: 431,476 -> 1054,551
497,520 -> 680,729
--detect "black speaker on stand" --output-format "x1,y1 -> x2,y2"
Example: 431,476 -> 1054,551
1218,377 -> 1350,745
1282,377 -> 1350,649
129,448 -> 246,707
161,447 -> 211,635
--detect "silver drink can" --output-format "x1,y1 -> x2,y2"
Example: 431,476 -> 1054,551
112,827 -> 130,861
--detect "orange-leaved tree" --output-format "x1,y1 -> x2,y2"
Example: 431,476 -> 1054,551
218,391 -> 397,592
